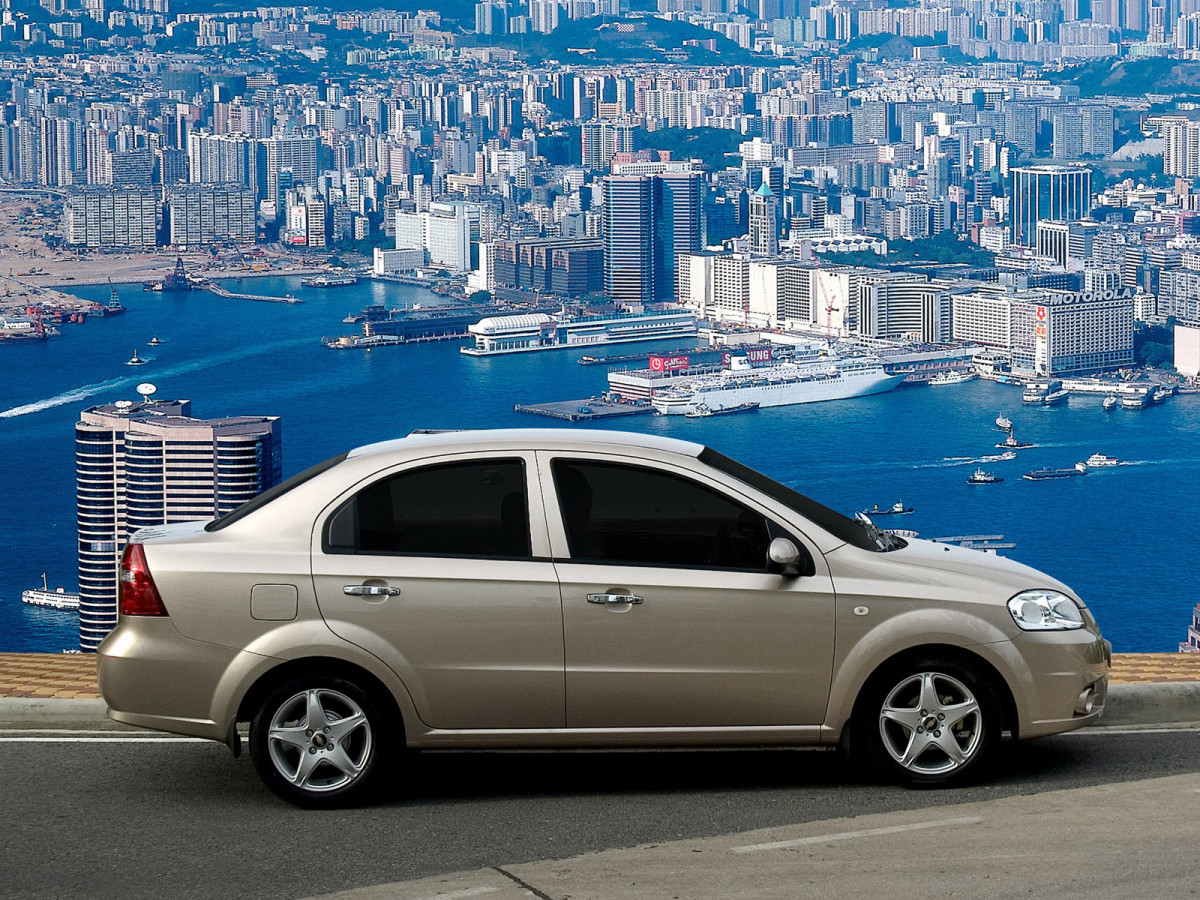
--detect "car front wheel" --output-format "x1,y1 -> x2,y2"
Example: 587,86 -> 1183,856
857,657 -> 1001,786
249,675 -> 390,808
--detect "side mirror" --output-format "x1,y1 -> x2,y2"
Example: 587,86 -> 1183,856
768,537 -> 814,577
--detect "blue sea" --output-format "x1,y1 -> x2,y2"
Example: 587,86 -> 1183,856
2,275 -> 1198,653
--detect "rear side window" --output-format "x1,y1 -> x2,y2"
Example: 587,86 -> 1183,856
324,459 -> 531,558
552,459 -> 772,570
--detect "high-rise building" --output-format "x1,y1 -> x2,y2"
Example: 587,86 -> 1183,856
748,182 -> 779,256
262,135 -> 318,205
581,121 -> 635,170
64,186 -> 158,249
1010,164 -> 1092,248
75,398 -> 281,651
602,171 -> 704,304
167,184 -> 256,247
602,175 -> 654,303
187,131 -> 258,189
1163,116 -> 1200,178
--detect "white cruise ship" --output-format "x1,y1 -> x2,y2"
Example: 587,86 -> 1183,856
650,353 -> 904,415
461,309 -> 697,356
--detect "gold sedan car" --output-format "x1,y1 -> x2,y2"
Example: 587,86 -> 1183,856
99,429 -> 1110,807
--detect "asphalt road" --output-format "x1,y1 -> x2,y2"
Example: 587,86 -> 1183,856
4,727 -> 1199,899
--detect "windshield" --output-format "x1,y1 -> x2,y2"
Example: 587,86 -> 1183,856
698,447 -> 906,553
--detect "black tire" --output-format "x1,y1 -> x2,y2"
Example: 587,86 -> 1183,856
854,656 -> 1002,787
249,674 -> 393,808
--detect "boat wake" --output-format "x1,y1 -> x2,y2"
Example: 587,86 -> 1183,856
0,377 -> 129,418
0,336 -> 312,419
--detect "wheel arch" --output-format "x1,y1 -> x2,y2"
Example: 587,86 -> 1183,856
237,656 -> 406,739
840,643 -> 1020,747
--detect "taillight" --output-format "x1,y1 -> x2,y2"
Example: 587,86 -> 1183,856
119,542 -> 168,617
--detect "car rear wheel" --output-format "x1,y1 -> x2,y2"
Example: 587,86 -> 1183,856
857,657 -> 1001,786
249,675 -> 390,808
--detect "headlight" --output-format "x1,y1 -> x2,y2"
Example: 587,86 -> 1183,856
1007,590 -> 1085,631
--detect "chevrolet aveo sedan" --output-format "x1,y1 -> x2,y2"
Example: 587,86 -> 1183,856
98,429 -> 1110,807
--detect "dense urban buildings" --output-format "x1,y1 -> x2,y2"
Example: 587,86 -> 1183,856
74,399 -> 281,652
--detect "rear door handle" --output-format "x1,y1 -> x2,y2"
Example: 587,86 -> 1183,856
344,585 -> 401,597
587,592 -> 643,605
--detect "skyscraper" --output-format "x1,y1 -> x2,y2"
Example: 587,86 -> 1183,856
749,182 -> 779,256
75,398 -> 281,651
603,171 -> 704,304
1009,164 -> 1092,248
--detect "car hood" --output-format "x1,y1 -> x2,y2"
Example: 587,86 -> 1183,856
827,536 -> 1081,604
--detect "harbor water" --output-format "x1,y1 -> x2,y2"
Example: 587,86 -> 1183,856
2,275 -> 1198,653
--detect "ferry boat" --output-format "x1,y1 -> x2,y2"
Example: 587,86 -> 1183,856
1022,380 -> 1068,405
1152,385 -> 1173,403
1023,467 -> 1086,481
126,349 -> 147,366
967,468 -> 1003,484
684,401 -> 760,418
302,274 -> 358,288
928,370 -> 977,386
1102,395 -> 1118,410
1079,453 -> 1120,468
860,501 -> 913,516
462,308 -> 698,356
21,574 -> 80,610
1121,390 -> 1151,409
995,415 -> 1013,431
650,353 -> 903,415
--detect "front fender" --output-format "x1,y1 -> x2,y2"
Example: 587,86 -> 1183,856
822,607 -> 1025,739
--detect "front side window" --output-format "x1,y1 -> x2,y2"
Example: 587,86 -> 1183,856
325,458 -> 530,558
552,459 -> 772,570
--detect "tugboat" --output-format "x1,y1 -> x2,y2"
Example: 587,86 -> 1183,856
996,431 -> 1034,449
860,501 -> 914,516
148,336 -> 163,346
967,468 -> 1004,484
126,349 -> 147,366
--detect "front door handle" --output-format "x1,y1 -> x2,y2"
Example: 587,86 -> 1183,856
587,592 -> 643,605
344,585 -> 401,597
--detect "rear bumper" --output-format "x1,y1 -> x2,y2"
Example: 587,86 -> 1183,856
97,617 -> 274,742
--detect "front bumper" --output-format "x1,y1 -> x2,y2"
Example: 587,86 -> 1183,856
1013,632 -> 1111,739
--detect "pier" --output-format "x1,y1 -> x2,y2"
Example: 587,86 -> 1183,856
514,399 -> 656,422
205,283 -> 303,304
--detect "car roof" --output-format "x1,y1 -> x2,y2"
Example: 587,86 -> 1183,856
347,428 -> 706,461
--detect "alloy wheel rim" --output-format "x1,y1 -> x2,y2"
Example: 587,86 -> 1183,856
266,688 -> 372,792
878,672 -> 982,775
